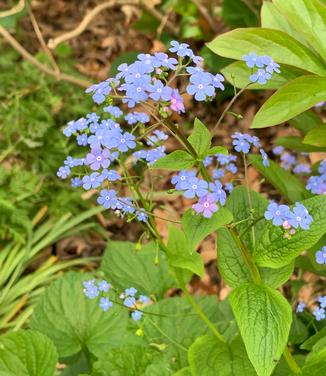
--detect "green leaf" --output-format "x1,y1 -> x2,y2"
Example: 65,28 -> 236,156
261,2 -> 308,46
91,345 -> 171,376
101,241 -> 176,298
302,337 -> 326,375
273,0 -> 326,62
205,145 -> 228,156
152,150 -> 195,170
252,76 -> 326,128
248,154 -> 311,203
143,297 -> 236,371
182,207 -> 233,250
303,126 -> 326,147
31,272 -> 129,360
230,283 -> 292,376
275,136 -> 326,152
173,368 -> 192,376
218,227 -> 294,288
188,335 -> 256,376
166,225 -> 204,277
0,330 -> 57,376
289,111 -> 324,134
207,28 -> 326,76
187,118 -> 211,156
301,326 -> 326,351
221,0 -> 259,28
289,315 -> 309,345
221,61 -> 299,89
254,195 -> 326,268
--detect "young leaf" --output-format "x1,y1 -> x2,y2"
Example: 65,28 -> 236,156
188,335 -> 256,376
230,283 -> 292,376
187,118 -> 212,156
303,126 -> 326,148
300,326 -> 326,351
254,195 -> 326,268
101,241 -> 176,298
31,272 -> 129,360
248,154 -> 311,203
273,0 -> 326,62
0,330 -> 57,376
207,28 -> 326,76
205,145 -> 228,156
152,150 -> 195,170
182,207 -> 233,250
221,61 -> 298,89
166,225 -> 204,277
275,136 -> 326,152
302,337 -> 326,375
251,76 -> 326,128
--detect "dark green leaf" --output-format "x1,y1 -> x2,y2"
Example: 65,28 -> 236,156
275,136 -> 326,152
303,126 -> 326,147
187,118 -> 212,156
301,326 -> 326,351
289,111 -> 324,134
152,150 -> 195,170
230,283 -> 292,376
221,0 -> 259,28
289,315 -> 309,345
302,337 -> 326,375
101,241 -> 176,298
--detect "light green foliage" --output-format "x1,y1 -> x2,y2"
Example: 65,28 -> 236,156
303,126 -> 326,148
230,283 -> 292,376
153,150 -> 195,170
187,118 -> 212,157
0,330 -> 57,376
275,136 -> 326,153
302,337 -> 326,375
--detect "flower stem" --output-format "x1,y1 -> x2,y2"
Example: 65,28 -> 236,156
283,347 -> 302,374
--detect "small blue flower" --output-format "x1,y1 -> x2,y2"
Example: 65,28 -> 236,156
286,203 -> 313,230
136,210 -> 148,222
293,163 -> 311,174
139,295 -> 150,303
209,181 -> 227,205
212,168 -> 225,180
153,52 -> 178,70
57,166 -> 71,179
99,297 -> 113,312
306,175 -> 326,194
249,69 -> 271,85
186,72 -> 215,101
318,296 -> 326,308
243,52 -> 264,68
225,163 -> 238,174
318,160 -> 326,175
84,285 -> 99,299
264,203 -> 291,226
77,134 -> 88,146
316,246 -> 326,265
98,280 -> 111,292
115,132 -> 136,152
211,73 -> 225,90
71,177 -> 82,188
169,41 -> 193,57
260,149 -> 270,167
296,301 -> 306,313
313,307 -> 325,321
272,146 -> 284,155
171,170 -> 196,190
97,189 -> 118,209
153,130 -> 168,141
125,287 -> 137,296
82,173 -> 102,190
281,152 -> 297,170
183,177 -> 209,199
85,79 -> 117,104
232,137 -> 251,154
103,105 -> 123,117
131,310 -> 143,321
147,80 -> 172,101
124,296 -> 136,308
224,182 -> 234,193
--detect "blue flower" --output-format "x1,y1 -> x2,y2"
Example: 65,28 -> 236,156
225,163 -> 238,174
212,168 -> 225,179
125,61 -> 153,82
293,164 -> 311,175
232,137 -> 251,154
186,66 -> 203,75
101,169 -> 121,182
139,295 -> 150,303
85,149 -> 112,170
57,166 -> 71,179
125,287 -> 137,296
286,203 -> 313,230
209,181 -> 227,205
272,146 -> 284,155
153,130 -> 168,140
169,41 -> 193,57
318,296 -> 326,308
84,284 -> 99,299
313,307 -> 325,321
99,297 -> 113,312
315,246 -> 326,265
116,63 -> 131,79
203,156 -> 213,167
98,280 -> 111,292
153,52 -> 178,70
243,52 -> 265,68
211,73 -> 225,90
186,72 -> 215,101
124,297 -> 136,308
171,170 -> 196,190
249,69 -> 271,85
296,301 -> 306,313
264,203 -> 291,226
77,134 -> 88,146
265,60 -> 280,74
71,177 -> 82,188
114,132 -> 136,152
97,189 -> 118,209
306,175 -> 326,194
137,53 -> 155,71
260,149 -> 270,167
82,173 -> 102,190
103,105 -> 123,117
183,177 -> 208,199
145,146 -> 166,165
131,310 -> 143,321
147,80 -> 172,101
319,160 -> 326,175
85,79 -> 117,104
280,152 -> 297,170
224,182 -> 234,193
136,210 -> 148,222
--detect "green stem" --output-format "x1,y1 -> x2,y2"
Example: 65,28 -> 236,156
283,347 -> 302,374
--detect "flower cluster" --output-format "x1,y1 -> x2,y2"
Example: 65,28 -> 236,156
243,52 -> 280,85
83,280 -> 150,321
232,132 -> 270,166
306,159 -> 326,195
264,202 -> 313,235
296,296 -> 326,321
315,245 -> 326,265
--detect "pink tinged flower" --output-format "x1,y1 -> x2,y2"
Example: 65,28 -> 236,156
283,220 -> 291,230
192,194 -> 219,218
170,89 -> 185,113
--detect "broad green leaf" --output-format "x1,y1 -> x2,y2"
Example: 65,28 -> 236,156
167,225 -> 204,277
187,118 -> 211,156
0,330 -> 57,376
101,241 -> 176,298
91,345 -> 171,376
289,315 -> 309,345
273,0 -> 326,62
173,368 -> 192,376
207,28 -> 326,76
272,354 -> 306,376
261,2 -> 308,46
182,207 -> 233,250
275,136 -> 326,152
221,61 -> 299,89
31,272 -> 129,360
143,297 -> 236,371
289,111 -> 324,134
230,283 -> 292,376
254,195 -> 326,268
188,335 -> 256,376
302,337 -> 326,375
251,76 -> 326,128
152,150 -> 195,170
221,0 -> 259,28
301,326 -> 326,351
303,126 -> 326,147
248,154 -> 311,203
205,145 -> 228,156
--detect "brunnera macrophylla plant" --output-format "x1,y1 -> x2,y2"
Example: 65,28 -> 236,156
11,41 -> 324,376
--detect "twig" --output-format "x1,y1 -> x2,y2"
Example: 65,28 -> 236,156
27,3 -> 61,74
0,0 -> 25,18
191,0 -> 218,34
0,25 -> 91,88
